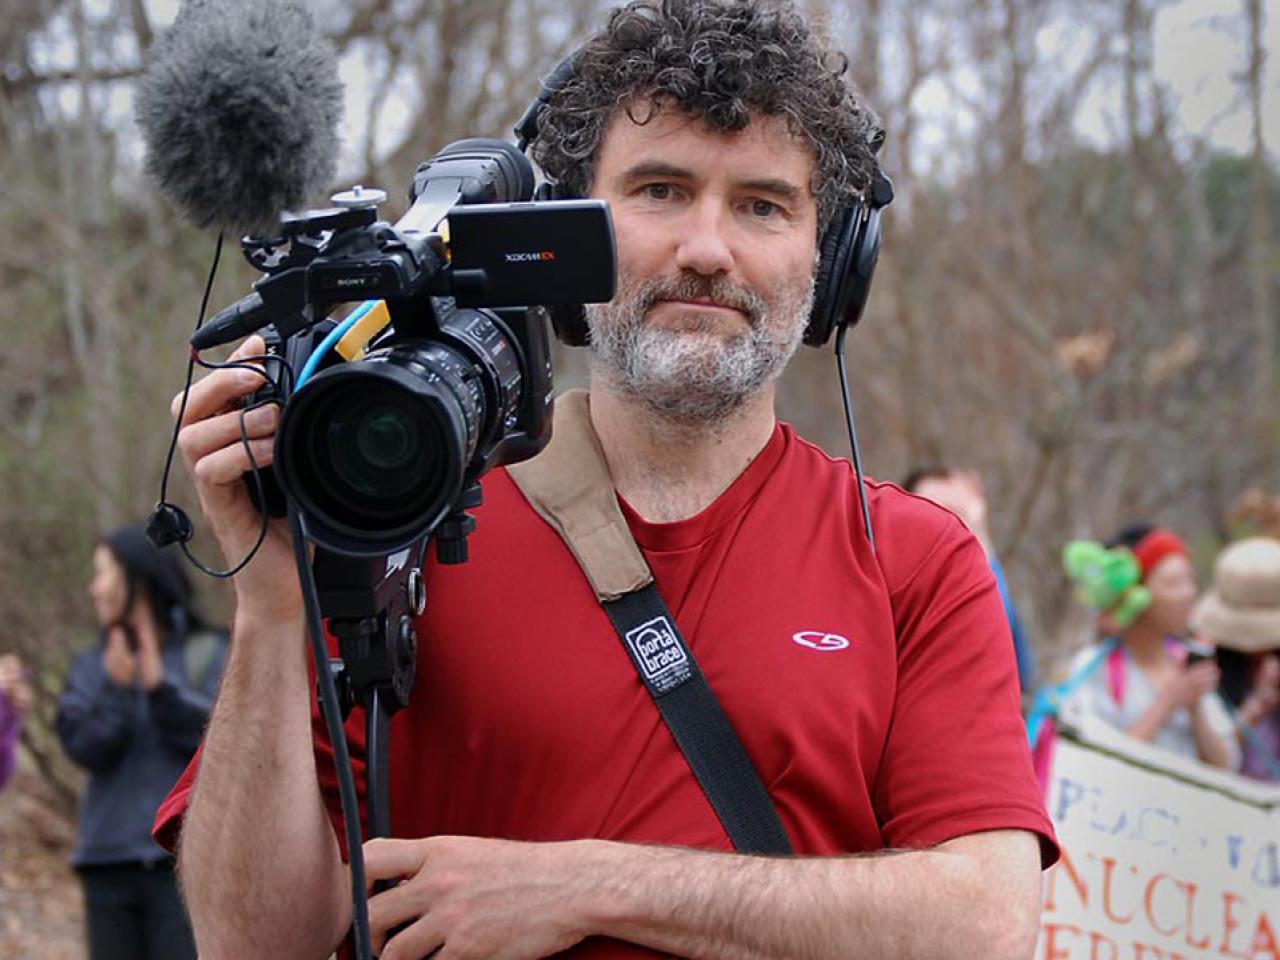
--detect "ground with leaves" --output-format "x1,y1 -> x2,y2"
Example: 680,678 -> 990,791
0,771 -> 85,960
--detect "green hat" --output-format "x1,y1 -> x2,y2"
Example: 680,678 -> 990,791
1063,540 -> 1151,629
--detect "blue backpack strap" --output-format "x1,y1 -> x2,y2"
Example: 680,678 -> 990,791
1026,637 -> 1121,747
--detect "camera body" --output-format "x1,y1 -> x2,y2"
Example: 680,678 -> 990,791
224,139 -> 615,560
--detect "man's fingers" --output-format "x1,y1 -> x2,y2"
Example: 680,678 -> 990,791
368,882 -> 429,955
378,913 -> 443,960
172,366 -> 271,425
363,838 -> 429,885
171,335 -> 271,423
178,405 -> 279,470
191,437 -> 276,487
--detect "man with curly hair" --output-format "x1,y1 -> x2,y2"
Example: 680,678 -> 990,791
160,1 -> 1055,957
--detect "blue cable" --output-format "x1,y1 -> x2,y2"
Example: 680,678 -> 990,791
296,300 -> 379,389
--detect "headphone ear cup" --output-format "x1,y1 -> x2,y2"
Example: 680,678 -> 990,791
804,203 -> 863,347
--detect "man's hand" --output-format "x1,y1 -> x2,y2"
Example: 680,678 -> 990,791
174,335 -> 299,623
102,628 -> 138,687
364,836 -> 592,960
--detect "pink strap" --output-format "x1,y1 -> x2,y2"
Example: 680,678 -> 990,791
1106,644 -> 1126,707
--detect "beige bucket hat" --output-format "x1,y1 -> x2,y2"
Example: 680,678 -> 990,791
1191,537 -> 1280,653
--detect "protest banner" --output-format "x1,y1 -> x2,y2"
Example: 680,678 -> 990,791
1038,717 -> 1280,960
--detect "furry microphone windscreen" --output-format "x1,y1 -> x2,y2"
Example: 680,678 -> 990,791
134,0 -> 344,236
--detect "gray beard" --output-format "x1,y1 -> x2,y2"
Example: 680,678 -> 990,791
587,271 -> 814,426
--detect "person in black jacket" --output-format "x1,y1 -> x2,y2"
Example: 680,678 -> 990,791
57,522 -> 226,960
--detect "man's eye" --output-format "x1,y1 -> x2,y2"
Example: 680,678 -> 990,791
644,183 -> 673,200
750,199 -> 781,218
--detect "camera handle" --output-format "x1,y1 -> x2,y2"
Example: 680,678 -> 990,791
315,540 -> 427,839
317,481 -> 479,837
326,608 -> 419,838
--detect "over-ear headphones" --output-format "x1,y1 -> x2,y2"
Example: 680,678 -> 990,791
513,50 -> 893,349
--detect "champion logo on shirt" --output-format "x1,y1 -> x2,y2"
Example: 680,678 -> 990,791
792,630 -> 850,652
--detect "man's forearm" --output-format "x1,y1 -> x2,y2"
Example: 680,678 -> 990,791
578,831 -> 1041,960
179,610 -> 349,960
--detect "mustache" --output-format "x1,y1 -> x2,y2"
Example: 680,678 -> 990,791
633,273 -> 765,326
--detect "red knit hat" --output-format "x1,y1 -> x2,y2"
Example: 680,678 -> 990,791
1132,529 -> 1190,581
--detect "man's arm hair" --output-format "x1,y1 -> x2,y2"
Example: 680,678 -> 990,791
582,829 -> 1042,960
177,612 -> 350,960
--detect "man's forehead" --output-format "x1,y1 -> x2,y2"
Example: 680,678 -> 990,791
598,102 -> 816,184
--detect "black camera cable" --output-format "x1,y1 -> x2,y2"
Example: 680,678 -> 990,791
150,233 -> 295,578
287,504 -> 376,960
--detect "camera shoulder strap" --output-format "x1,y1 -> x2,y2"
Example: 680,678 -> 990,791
507,390 -> 792,854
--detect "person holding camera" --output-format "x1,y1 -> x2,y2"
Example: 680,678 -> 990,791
56,523 -> 226,960
1061,523 -> 1238,770
156,2 -> 1055,958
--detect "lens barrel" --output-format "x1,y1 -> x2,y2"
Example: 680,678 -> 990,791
276,341 -> 481,556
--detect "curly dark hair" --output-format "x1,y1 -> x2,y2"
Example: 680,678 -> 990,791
529,0 -> 885,231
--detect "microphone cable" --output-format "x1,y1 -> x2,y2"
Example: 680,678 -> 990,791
150,234 -> 295,578
289,505 -> 377,960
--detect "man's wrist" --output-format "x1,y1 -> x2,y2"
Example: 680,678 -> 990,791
561,840 -> 620,934
232,600 -> 302,637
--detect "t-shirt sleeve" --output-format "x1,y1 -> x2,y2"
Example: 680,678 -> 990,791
153,747 -> 199,854
871,507 -> 1059,867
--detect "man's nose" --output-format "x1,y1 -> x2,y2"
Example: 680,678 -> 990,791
673,200 -> 735,278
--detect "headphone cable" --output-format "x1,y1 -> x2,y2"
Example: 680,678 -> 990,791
835,323 -> 876,553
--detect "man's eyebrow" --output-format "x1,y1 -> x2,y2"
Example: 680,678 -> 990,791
618,163 -> 807,203
618,161 -> 696,182
738,178 -> 805,203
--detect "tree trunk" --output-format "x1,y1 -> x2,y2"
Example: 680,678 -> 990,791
1245,0 -> 1276,480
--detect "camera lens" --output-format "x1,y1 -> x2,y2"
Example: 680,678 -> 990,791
276,343 -> 480,556
330,400 -> 430,500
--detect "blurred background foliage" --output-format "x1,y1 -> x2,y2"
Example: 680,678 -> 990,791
0,0 -> 1276,813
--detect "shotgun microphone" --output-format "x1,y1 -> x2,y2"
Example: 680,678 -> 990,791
134,0 -> 344,235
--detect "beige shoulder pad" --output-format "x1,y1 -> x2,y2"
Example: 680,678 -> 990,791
507,390 -> 652,601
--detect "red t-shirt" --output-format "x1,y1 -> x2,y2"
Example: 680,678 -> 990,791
157,422 -> 1056,956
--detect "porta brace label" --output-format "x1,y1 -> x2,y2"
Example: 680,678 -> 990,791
624,615 -> 692,694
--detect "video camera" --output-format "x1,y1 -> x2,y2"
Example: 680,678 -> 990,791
202,138 -> 614,561
181,138 -> 613,746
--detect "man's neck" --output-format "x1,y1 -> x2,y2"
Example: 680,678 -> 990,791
587,375 -> 778,524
